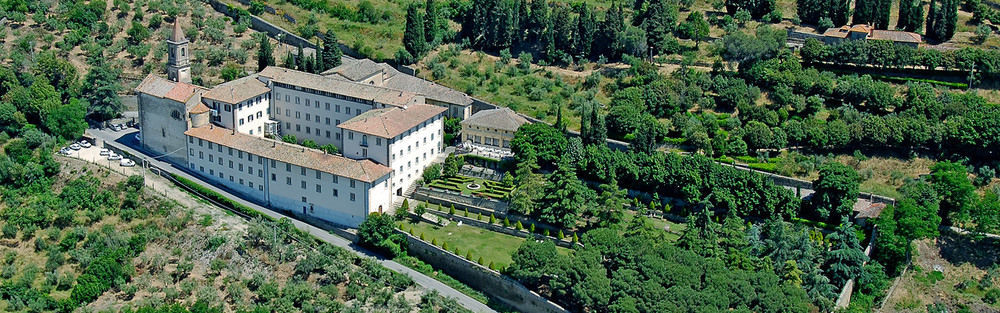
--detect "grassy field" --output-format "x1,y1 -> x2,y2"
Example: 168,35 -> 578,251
622,211 -> 686,241
883,233 -> 1000,313
399,219 -> 572,270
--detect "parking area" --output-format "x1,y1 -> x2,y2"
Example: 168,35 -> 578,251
61,139 -> 138,173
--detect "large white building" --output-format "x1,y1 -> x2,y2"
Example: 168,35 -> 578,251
136,21 -> 446,227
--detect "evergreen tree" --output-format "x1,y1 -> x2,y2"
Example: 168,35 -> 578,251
678,209 -> 723,258
82,58 -> 123,121
642,0 -> 678,56
527,0 -> 549,42
322,31 -> 343,69
296,45 -> 305,70
898,0 -> 925,32
540,158 -> 594,228
575,3 -> 597,58
725,0 -> 777,19
810,162 -> 860,222
853,0 -> 891,28
679,11 -> 710,47
829,0 -> 851,26
404,4 -> 428,57
797,0 -> 823,24
283,51 -> 296,69
515,0 -> 528,43
597,4 -> 626,59
256,35 -> 273,72
542,18 -> 557,61
824,219 -> 868,286
552,4 -> 574,54
424,0 -> 441,45
927,0 -> 958,41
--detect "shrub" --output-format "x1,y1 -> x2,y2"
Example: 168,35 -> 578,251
441,242 -> 449,251
572,233 -> 579,243
1,223 -> 16,239
489,214 -> 496,224
516,221 -> 523,230
543,229 -> 550,237
358,213 -> 406,258
557,230 -> 565,240
449,205 -> 456,215
529,223 -> 536,233
503,217 -> 511,227
477,256 -> 485,265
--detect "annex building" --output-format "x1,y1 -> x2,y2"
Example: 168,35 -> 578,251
136,21 -> 446,227
822,24 -> 922,48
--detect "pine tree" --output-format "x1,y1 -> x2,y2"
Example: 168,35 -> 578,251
322,30 -> 343,69
642,0 -> 678,56
404,4 -> 427,57
256,35 -> 273,72
574,3 -> 596,58
424,0 -> 441,45
824,219 -> 868,286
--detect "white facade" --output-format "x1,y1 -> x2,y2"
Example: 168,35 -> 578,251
342,115 -> 445,195
206,94 -> 271,137
269,83 -> 379,150
184,134 -> 393,227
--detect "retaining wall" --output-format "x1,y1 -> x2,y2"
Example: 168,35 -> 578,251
413,187 -> 509,213
402,232 -> 571,313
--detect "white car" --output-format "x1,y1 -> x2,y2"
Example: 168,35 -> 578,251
70,144 -> 81,150
99,148 -> 110,156
120,159 -> 136,167
59,148 -> 72,155
111,124 -> 122,131
108,153 -> 122,161
79,141 -> 92,148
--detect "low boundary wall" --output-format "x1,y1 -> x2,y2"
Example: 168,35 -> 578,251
420,209 -> 582,249
402,231 -> 571,313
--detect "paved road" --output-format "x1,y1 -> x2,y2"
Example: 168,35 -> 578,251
86,128 -> 497,313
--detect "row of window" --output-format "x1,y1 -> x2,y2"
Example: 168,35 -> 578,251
274,82 -> 377,107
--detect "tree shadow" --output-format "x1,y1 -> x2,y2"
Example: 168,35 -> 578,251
936,232 -> 1000,270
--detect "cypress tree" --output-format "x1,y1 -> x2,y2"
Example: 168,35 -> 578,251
283,51 -> 296,69
897,0 -> 924,32
527,0 -> 549,42
296,45 -> 305,70
575,3 -> 596,58
404,4 -> 427,57
552,4 -> 574,53
542,19 -> 557,61
927,0 -> 958,41
322,30 -> 343,69
598,4 -> 626,59
514,0 -> 527,43
829,0 -> 851,26
256,35 -> 273,72
424,0 -> 441,45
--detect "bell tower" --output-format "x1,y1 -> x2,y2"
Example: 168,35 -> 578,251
166,19 -> 191,84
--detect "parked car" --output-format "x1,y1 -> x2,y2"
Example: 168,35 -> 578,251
120,159 -> 136,167
111,124 -> 122,131
60,148 -> 72,155
70,143 -> 81,150
79,141 -> 91,148
99,148 -> 110,156
108,153 -> 122,160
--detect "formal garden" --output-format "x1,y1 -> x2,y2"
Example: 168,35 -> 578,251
424,175 -> 513,199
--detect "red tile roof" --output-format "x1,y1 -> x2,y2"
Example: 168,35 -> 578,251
338,104 -> 446,138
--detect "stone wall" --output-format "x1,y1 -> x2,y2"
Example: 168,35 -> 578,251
413,187 -> 509,213
401,231 -> 571,313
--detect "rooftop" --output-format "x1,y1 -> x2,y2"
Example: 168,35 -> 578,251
170,19 -> 187,43
338,104 -> 447,138
460,107 -> 530,132
257,66 -> 421,108
201,75 -> 271,104
326,58 -> 474,106
135,74 -> 205,103
185,126 -> 392,183
871,30 -> 922,43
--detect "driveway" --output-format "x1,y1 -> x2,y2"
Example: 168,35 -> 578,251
84,128 -> 497,313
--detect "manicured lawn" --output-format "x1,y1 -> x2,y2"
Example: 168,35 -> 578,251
400,219 -> 571,270
425,175 -> 513,199
622,211 -> 686,241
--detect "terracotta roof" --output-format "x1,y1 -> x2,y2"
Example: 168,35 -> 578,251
135,74 -> 205,103
170,19 -> 186,43
338,104 -> 446,138
189,102 -> 211,114
257,66 -> 422,108
202,75 -> 271,104
854,202 -> 887,219
185,126 -> 391,183
870,30 -> 921,43
461,107 -> 530,132
849,24 -> 873,34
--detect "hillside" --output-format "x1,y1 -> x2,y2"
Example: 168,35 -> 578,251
0,155 -> 469,312
0,0 -> 302,90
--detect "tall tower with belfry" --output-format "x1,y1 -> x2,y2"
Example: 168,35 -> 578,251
166,19 -> 191,84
